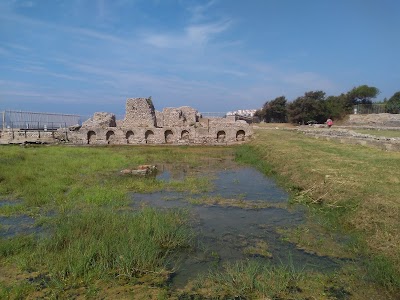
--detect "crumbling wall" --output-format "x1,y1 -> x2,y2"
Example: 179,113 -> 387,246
81,112 -> 116,128
298,127 -> 400,152
41,97 -> 253,146
155,111 -> 163,127
346,113 -> 400,127
162,106 -> 198,127
180,106 -> 198,126
122,98 -> 156,127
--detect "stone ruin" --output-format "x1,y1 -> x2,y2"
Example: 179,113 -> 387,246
67,97 -> 253,145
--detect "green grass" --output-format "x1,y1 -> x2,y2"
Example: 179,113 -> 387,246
1,139 -> 400,298
191,260 -> 302,298
0,145 -> 230,215
1,207 -> 193,297
0,145 -> 233,298
354,129 -> 400,138
235,128 -> 400,294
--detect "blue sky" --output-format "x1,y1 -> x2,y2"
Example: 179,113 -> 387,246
1,0 -> 399,116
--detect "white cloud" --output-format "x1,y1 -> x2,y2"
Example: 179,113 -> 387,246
0,0 -> 343,112
142,19 -> 231,49
187,20 -> 231,43
188,0 -> 219,22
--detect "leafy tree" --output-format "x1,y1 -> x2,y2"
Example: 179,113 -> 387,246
254,104 -> 267,121
347,85 -> 380,105
257,96 -> 287,123
325,93 -> 351,119
386,91 -> 400,114
287,91 -> 327,124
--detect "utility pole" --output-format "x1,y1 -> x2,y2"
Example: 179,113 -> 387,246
2,111 -> 5,130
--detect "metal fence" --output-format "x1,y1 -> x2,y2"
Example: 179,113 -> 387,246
353,104 -> 388,114
1,110 -> 81,130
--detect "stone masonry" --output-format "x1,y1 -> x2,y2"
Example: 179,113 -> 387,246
66,97 -> 253,145
345,113 -> 400,127
122,98 -> 156,127
162,106 -> 198,127
81,112 -> 116,128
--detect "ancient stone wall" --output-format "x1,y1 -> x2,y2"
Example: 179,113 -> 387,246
155,111 -> 163,127
82,112 -> 116,128
346,113 -> 400,127
67,125 -> 252,145
162,106 -> 198,127
297,127 -> 400,152
122,98 -> 156,128
180,106 -> 198,126
0,97 -> 253,145
0,129 -> 58,144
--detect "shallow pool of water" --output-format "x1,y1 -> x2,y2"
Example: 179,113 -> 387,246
0,214 -> 36,238
132,165 -> 341,288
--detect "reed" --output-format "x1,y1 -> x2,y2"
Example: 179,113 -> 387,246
0,207 -> 193,297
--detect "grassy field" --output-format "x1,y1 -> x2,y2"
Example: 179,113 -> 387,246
0,135 -> 399,299
180,127 -> 400,299
353,128 -> 400,138
0,145 -> 231,299
243,128 -> 400,293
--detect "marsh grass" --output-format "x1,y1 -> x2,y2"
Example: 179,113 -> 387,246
188,259 -> 304,299
186,195 -> 287,209
1,207 -> 193,296
184,259 -> 394,300
365,255 -> 400,292
239,128 -> 400,294
277,224 -> 355,259
0,145 -> 231,215
243,240 -> 272,258
0,282 -> 34,300
0,145 -> 233,297
167,176 -> 213,194
2,139 -> 399,297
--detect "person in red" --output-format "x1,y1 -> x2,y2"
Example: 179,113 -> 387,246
326,118 -> 333,128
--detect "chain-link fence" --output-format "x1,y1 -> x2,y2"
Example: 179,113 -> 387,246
353,104 -> 388,114
1,110 -> 81,130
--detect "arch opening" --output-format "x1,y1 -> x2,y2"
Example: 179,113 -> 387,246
217,130 -> 226,143
126,131 -> 134,144
236,130 -> 245,141
145,130 -> 155,144
106,130 -> 115,144
181,130 -> 190,141
87,131 -> 96,144
164,130 -> 174,143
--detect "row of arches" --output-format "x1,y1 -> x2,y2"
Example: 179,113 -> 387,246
87,129 -> 245,144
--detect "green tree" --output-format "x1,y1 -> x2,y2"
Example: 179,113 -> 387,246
287,91 -> 327,124
258,96 -> 287,123
386,91 -> 400,114
325,93 -> 351,119
347,85 -> 380,105
254,107 -> 266,122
